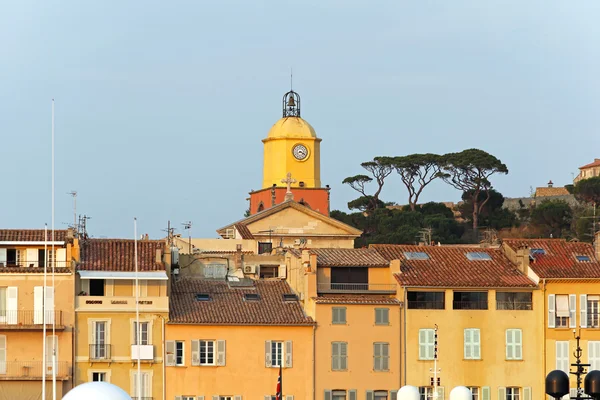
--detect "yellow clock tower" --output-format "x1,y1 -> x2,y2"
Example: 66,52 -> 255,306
262,90 -> 322,189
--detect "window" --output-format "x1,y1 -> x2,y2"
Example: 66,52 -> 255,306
183,397 -> 195,400
588,341 -> 600,371
258,242 -> 273,254
332,391 -> 347,400
419,329 -> 435,360
91,372 -> 106,382
555,295 -> 570,327
6,249 -> 21,266
453,292 -> 488,310
89,279 -> 105,296
530,248 -> 546,255
374,391 -> 388,400
464,329 -> 481,360
576,255 -> 591,262
332,307 -> 346,324
244,293 -> 260,301
468,387 -> 479,400
283,294 -> 298,302
505,388 -> 520,400
407,291 -> 445,309
465,252 -> 492,261
91,321 -> 108,359
260,266 -> 278,278
200,340 -> 215,365
404,252 -> 429,260
195,293 -> 210,301
496,292 -> 532,310
330,267 -> 368,290
132,371 -> 150,398
373,342 -> 389,371
271,341 -> 283,367
375,308 -> 389,325
556,341 -> 569,373
133,321 -> 149,345
331,342 -> 348,371
175,341 -> 184,366
419,387 -> 434,400
588,296 -> 600,328
505,329 -> 523,360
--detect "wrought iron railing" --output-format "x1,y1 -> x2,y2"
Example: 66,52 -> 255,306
0,310 -> 63,327
317,283 -> 396,293
453,301 -> 488,310
89,344 -> 111,360
407,301 -> 445,310
0,361 -> 69,378
0,260 -> 70,269
496,301 -> 533,310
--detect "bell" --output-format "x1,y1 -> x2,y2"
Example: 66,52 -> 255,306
287,95 -> 296,107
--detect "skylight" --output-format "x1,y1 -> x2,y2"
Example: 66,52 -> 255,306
530,248 -> 546,255
466,252 -> 492,261
244,293 -> 260,301
195,293 -> 211,302
576,255 -> 591,262
404,252 -> 430,260
283,293 -> 299,302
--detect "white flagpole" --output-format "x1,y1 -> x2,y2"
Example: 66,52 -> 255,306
42,224 -> 47,399
51,99 -> 57,400
134,218 -> 141,399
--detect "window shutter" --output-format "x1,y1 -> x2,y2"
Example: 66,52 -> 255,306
427,329 -> 434,359
556,341 -> 563,370
286,396 -> 294,400
473,329 -> 481,359
212,396 -> 219,400
548,294 -> 556,328
436,387 -> 444,400
217,340 -> 226,366
56,248 -> 66,265
498,387 -> 506,400
349,391 -> 357,400
325,390 -> 332,400
570,294 -> 577,328
581,295 -> 588,328
331,342 -> 339,370
390,390 -> 398,400
0,335 -> 6,374
341,308 -> 347,323
332,308 -> 339,324
523,387 -> 531,400
482,387 -> 490,400
175,397 -> 182,400
165,341 -> 175,366
464,329 -> 472,358
197,397 -> 205,400
265,340 -> 272,367
515,329 -> 522,360
419,330 -> 426,359
0,248 -> 6,265
264,396 -> 271,400
383,343 -> 389,370
285,340 -> 293,368
6,287 -> 17,325
234,395 -> 242,400
278,264 -> 287,278
34,286 -> 43,324
366,391 -> 374,400
341,342 -> 348,370
506,330 -> 513,360
191,340 -> 200,366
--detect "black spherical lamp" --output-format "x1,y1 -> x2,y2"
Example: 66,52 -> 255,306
546,370 -> 570,399
585,370 -> 600,399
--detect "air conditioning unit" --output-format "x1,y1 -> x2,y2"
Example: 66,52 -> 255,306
244,265 -> 256,274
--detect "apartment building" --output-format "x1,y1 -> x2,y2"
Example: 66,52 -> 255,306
166,278 -> 315,400
74,238 -> 169,399
372,244 -> 543,400
286,248 -> 402,400
0,229 -> 77,400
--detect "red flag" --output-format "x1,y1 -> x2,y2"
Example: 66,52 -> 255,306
276,363 -> 282,400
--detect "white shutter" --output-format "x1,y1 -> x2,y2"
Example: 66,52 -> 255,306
45,287 -> 54,324
569,294 -> 577,328
46,335 -> 58,375
436,387 -> 444,400
217,340 -> 226,366
165,341 -> 175,366
498,387 -> 506,400
286,396 -> 294,400
557,341 -> 569,373
285,340 -> 293,367
34,286 -> 44,324
56,248 -> 66,267
234,395 -> 242,400
548,294 -> 556,328
7,287 -> 17,325
581,295 -> 588,328
0,335 -> 6,374
419,330 -> 427,359
481,387 -> 490,400
81,279 -> 89,294
265,340 -> 272,367
589,341 -> 600,371
427,329 -> 434,359
26,249 -> 38,267
506,330 -> 513,359
278,265 -> 287,279
473,329 -> 481,359
191,340 -> 200,366
514,329 -> 522,360
0,249 -> 6,266
523,387 -> 531,400
464,329 -> 472,359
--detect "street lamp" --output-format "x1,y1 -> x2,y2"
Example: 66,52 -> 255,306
546,330 -> 600,400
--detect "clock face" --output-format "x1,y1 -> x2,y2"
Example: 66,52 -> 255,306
292,144 -> 309,161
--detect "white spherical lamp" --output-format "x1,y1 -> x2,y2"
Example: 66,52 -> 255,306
398,385 -> 420,400
63,382 -> 132,400
450,386 -> 473,400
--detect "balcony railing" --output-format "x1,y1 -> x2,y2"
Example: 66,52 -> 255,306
453,301 -> 488,310
407,301 -> 445,310
89,344 -> 111,361
0,261 -> 70,269
317,282 -> 396,294
0,361 -> 70,380
76,296 -> 169,312
496,301 -> 533,310
0,310 -> 64,329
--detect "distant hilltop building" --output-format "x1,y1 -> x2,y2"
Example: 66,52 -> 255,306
533,180 -> 570,197
574,158 -> 600,183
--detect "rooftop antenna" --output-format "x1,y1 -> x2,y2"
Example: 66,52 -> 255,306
68,191 -> 77,235
182,221 -> 192,253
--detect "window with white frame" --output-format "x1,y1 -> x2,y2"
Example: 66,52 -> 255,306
374,391 -> 388,400
133,321 -> 149,345
91,372 -> 105,382
332,391 -> 346,400
419,387 -> 434,400
373,342 -> 389,371
505,387 -> 519,400
419,329 -> 435,360
464,328 -> 481,360
556,341 -> 569,374
271,341 -> 283,367
200,340 -> 215,365
220,396 -> 233,400
331,342 -> 348,371
555,295 -> 570,327
505,329 -> 523,360
588,296 -> 600,328
468,387 -> 478,400
589,341 -> 600,371
175,341 -> 184,366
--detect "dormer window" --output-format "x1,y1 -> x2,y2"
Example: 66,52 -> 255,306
244,293 -> 260,301
466,252 -> 492,261
403,252 -> 429,260
530,248 -> 546,256
283,293 -> 298,302
576,255 -> 591,262
195,293 -> 211,302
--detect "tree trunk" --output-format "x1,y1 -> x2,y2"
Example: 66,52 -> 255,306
472,199 -> 479,242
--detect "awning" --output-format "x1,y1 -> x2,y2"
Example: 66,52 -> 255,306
556,295 -> 570,318
78,271 -> 168,280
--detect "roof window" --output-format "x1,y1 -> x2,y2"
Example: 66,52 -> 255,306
403,251 -> 430,260
576,255 -> 591,262
195,293 -> 211,302
283,293 -> 299,302
530,248 -> 546,255
466,252 -> 492,261
244,293 -> 260,301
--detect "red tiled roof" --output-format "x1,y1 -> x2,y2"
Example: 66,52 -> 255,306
535,187 -> 570,197
579,159 -> 600,170
234,224 -> 255,240
503,239 -> 600,279
0,229 -> 68,242
291,248 -> 389,268
372,244 -> 536,288
313,295 -> 400,305
169,278 -> 314,325
79,239 -> 165,271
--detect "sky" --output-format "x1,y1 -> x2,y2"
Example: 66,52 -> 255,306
1,1 -> 599,239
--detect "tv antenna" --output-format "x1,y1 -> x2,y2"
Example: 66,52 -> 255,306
68,191 -> 77,234
182,221 -> 192,253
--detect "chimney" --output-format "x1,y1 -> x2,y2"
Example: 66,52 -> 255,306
304,251 -> 318,299
548,180 -> 554,188
515,245 -> 530,275
234,244 -> 243,270
389,259 -> 401,276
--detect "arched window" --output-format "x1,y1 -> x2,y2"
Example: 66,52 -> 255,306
257,202 -> 265,212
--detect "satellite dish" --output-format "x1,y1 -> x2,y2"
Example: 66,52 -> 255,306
63,382 -> 132,400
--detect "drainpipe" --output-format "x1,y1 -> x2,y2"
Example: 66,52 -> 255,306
162,316 -> 166,400
403,287 -> 408,385
399,300 -> 402,389
542,278 -> 547,392
312,324 -> 316,400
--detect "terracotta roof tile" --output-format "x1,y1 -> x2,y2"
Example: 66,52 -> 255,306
535,187 -> 570,197
234,224 -> 255,240
79,239 -> 165,271
169,278 -> 314,325
503,239 -> 600,279
313,295 -> 400,305
579,159 -> 600,170
0,229 -> 68,242
372,244 -> 536,288
298,248 -> 389,268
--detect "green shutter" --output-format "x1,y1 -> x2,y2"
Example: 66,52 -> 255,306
349,390 -> 357,400
481,387 -> 490,400
331,342 -> 339,370
390,390 -> 398,400
325,391 -> 332,400
506,330 -> 513,360
498,387 -> 506,400
366,391 -> 374,400
523,387 -> 531,400
419,330 -> 426,359
341,342 -> 348,370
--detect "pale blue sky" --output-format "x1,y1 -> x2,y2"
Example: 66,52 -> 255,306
1,1 -> 599,238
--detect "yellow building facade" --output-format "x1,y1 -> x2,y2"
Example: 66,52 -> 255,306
74,238 -> 169,399
0,229 -> 77,400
